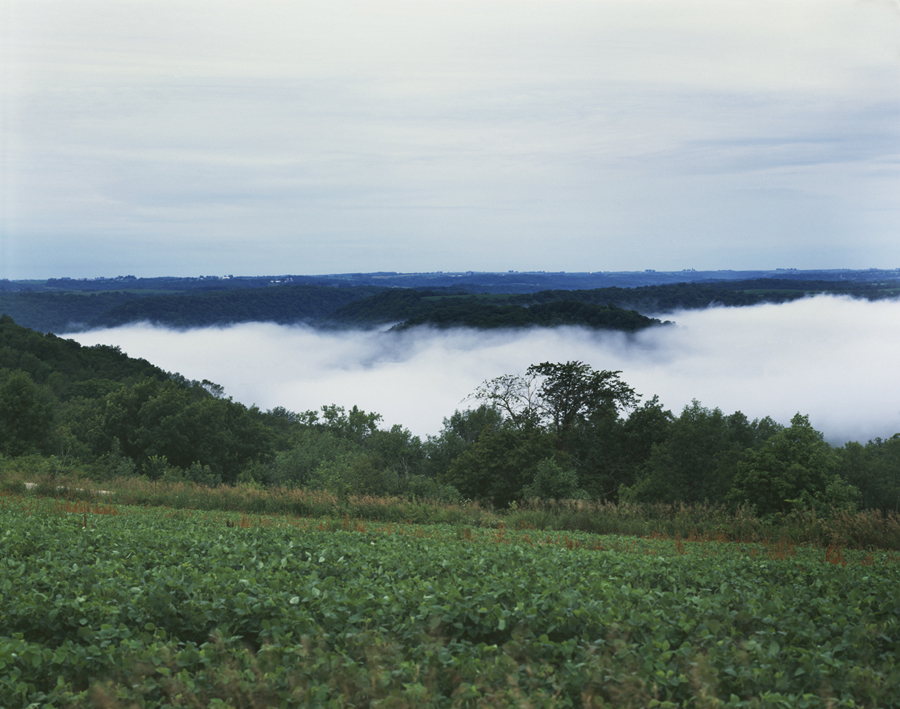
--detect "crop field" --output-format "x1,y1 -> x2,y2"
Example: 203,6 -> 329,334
2,494 -> 899,708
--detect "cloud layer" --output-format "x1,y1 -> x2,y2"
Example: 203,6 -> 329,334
66,295 -> 900,445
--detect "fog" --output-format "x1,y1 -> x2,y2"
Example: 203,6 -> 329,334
65,295 -> 900,445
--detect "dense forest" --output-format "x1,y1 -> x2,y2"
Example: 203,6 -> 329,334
0,285 -> 666,333
508,278 -> 900,311
2,315 -> 897,516
4,274 -> 900,334
326,289 -> 665,331
0,285 -> 385,333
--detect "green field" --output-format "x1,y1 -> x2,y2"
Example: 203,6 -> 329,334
2,493 -> 899,708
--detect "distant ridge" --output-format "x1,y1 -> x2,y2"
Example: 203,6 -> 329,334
4,267 -> 900,295
1,269 -> 898,333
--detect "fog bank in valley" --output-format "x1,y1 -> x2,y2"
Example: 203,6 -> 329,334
66,295 -> 900,445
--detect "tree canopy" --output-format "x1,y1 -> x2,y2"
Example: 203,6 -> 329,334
471,361 -> 638,440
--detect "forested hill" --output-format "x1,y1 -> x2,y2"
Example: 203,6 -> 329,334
399,300 -> 662,332
324,277 -> 900,330
91,284 -> 385,329
2,275 -> 899,333
513,282 -> 762,310
325,290 -> 665,332
0,314 -> 168,398
511,278 -> 900,312
0,315 -> 273,483
0,291 -> 141,333
0,285 -> 384,333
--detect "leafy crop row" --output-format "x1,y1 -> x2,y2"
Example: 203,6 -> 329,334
2,496 -> 899,707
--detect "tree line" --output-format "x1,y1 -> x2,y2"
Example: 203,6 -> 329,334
1,314 -> 897,515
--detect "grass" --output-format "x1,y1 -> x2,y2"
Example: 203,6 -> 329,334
507,498 -> 900,550
4,466 -> 900,551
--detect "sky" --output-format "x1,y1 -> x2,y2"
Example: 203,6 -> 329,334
2,0 -> 899,279
66,295 -> 900,445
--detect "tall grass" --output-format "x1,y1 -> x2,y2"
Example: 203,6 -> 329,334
1,470 -> 499,527
6,469 -> 900,550
506,499 -> 771,540
507,498 -> 900,550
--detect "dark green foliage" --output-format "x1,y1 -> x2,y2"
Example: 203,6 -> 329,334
729,414 -> 857,515
367,425 -> 425,480
572,395 -> 674,501
258,428 -> 359,488
246,405 -> 460,501
521,457 -> 584,500
526,361 -> 639,443
0,370 -> 56,456
471,361 -> 638,436
96,378 -> 272,484
464,362 -> 645,504
395,296 -> 663,331
326,287 -> 665,331
317,403 -> 383,445
515,281 -> 767,310
325,288 -> 434,326
0,315 -> 165,393
443,425 -> 560,507
0,317 -> 269,484
0,292 -> 141,333
837,436 -> 900,514
93,284 -> 385,329
424,405 -> 504,479
625,402 -> 782,505
512,277 -> 900,313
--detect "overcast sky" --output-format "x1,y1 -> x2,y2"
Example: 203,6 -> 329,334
2,0 -> 899,279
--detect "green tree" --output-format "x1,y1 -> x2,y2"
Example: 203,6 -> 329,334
319,404 -> 382,445
0,369 -> 56,456
728,413 -> 856,515
367,424 -> 425,486
623,402 -> 780,505
471,361 -> 638,445
528,361 -> 639,445
98,377 -> 162,460
310,452 -> 396,498
443,425 -> 559,507
522,458 -> 584,501
98,378 -> 271,483
423,405 -> 503,479
573,395 -> 673,501
837,436 -> 900,514
260,428 -> 360,488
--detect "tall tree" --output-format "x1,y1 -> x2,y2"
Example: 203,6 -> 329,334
728,413 -> 856,515
471,361 -> 638,445
624,401 -> 780,505
0,370 -> 55,456
837,436 -> 900,514
573,395 -> 673,501
424,405 -> 504,478
442,426 -> 559,507
527,361 -> 639,445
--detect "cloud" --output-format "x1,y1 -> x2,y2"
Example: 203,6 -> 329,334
65,295 -> 900,445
